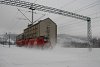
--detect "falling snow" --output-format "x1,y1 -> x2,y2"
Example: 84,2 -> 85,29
0,44 -> 100,67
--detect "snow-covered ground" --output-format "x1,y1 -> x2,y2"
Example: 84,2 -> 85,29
0,44 -> 100,67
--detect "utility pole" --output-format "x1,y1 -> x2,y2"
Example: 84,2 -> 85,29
87,18 -> 92,50
29,3 -> 35,24
8,33 -> 10,48
3,37 -> 4,46
32,9 -> 33,23
5,33 -> 8,45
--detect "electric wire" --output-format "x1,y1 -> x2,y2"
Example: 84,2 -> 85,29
59,18 -> 100,32
73,0 -> 100,13
17,8 -> 32,23
58,11 -> 100,28
57,10 -> 100,28
47,0 -> 78,18
67,17 -> 100,28
76,3 -> 100,13
60,0 -> 77,9
33,0 -> 38,4
59,19 -> 100,33
57,0 -> 100,26
58,16 -> 100,34
92,16 -> 100,19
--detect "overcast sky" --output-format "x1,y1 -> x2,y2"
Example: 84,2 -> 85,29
0,0 -> 100,38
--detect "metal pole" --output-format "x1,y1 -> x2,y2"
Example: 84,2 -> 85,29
30,3 -> 35,24
32,9 -> 33,24
87,19 -> 92,47
3,37 -> 4,46
9,33 -> 10,48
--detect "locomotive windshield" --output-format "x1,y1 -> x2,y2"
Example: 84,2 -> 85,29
44,36 -> 49,41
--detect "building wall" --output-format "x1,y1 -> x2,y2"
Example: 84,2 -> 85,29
39,18 -> 57,45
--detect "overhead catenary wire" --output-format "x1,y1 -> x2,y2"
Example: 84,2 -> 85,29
56,9 -> 100,28
58,11 -> 100,28
17,9 -> 37,14
58,15 -> 100,34
58,12 -> 100,31
73,0 -> 100,13
58,21 -> 85,31
17,8 -> 32,23
59,27 -> 87,35
33,0 -> 38,4
45,0 -> 78,18
60,0 -> 78,9
76,3 -> 100,13
63,15 -> 100,26
70,18 -> 100,29
57,0 -> 100,25
16,9 -> 46,21
58,19 -> 100,32
58,0 -> 100,15
59,18 -> 100,33
92,16 -> 100,19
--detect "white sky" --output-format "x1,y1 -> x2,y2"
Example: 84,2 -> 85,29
0,0 -> 100,38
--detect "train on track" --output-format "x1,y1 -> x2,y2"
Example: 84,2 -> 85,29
16,18 -> 57,48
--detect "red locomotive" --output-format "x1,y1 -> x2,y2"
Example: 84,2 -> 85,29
16,35 -> 51,48
16,18 -> 57,48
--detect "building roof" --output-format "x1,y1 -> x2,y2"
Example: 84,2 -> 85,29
24,18 -> 57,31
39,18 -> 57,25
